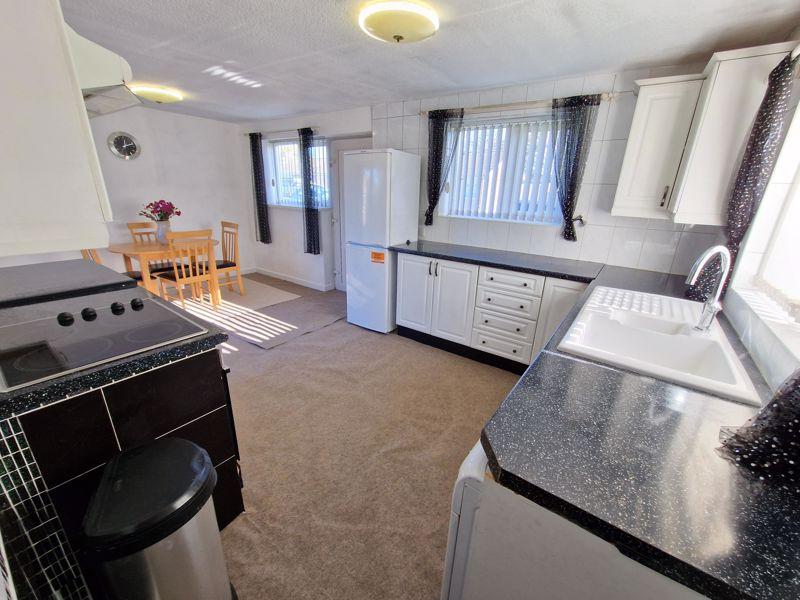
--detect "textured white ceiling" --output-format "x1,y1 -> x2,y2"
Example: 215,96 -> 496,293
61,0 -> 800,122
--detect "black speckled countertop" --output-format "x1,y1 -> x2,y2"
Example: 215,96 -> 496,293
390,240 -> 602,282
480,264 -> 797,599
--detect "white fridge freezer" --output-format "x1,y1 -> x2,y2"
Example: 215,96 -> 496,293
343,149 -> 420,333
345,243 -> 396,333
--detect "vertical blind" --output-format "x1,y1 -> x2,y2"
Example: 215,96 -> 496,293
441,117 -> 561,224
271,140 -> 330,208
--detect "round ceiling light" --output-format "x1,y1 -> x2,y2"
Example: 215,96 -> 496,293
129,84 -> 184,103
358,1 -> 439,44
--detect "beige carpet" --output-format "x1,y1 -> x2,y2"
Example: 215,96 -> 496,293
177,279 -> 300,312
220,303 -> 519,599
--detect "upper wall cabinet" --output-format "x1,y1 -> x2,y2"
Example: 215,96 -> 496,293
612,75 -> 703,220
0,0 -> 113,257
612,41 -> 796,226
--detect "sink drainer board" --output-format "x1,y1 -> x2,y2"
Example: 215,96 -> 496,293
558,287 -> 760,406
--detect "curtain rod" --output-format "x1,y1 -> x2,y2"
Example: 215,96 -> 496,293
419,91 -> 617,116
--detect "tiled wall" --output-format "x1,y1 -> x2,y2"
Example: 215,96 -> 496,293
370,65 -> 726,274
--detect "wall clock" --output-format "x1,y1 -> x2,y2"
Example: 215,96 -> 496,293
107,131 -> 140,160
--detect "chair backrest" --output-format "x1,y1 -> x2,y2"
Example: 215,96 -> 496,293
166,230 -> 214,283
221,221 -> 239,264
80,249 -> 101,264
127,222 -> 157,244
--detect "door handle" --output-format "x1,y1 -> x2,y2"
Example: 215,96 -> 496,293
434,262 -> 439,277
659,185 -> 670,207
428,261 -> 432,276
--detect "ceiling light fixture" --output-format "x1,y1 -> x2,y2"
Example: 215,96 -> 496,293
129,84 -> 184,103
358,1 -> 439,44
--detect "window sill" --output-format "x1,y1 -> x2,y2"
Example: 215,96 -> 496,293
437,213 -> 562,227
267,204 -> 332,211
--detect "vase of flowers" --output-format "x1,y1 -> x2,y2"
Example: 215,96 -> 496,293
139,200 -> 182,244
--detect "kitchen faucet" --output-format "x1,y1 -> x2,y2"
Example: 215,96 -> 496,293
685,245 -> 731,331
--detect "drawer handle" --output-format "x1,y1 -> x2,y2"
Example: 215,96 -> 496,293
489,276 -> 494,280
519,305 -> 524,309
484,319 -> 489,323
523,282 -> 528,287
481,340 -> 486,344
487,297 -> 492,301
513,349 -> 517,353
516,328 -> 520,332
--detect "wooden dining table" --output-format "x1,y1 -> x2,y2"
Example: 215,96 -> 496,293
107,239 -> 222,304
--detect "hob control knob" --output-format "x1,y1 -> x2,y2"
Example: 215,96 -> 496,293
130,298 -> 145,311
57,312 -> 74,326
81,307 -> 97,321
111,302 -> 125,315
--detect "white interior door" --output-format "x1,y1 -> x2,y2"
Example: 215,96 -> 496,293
330,137 -> 372,291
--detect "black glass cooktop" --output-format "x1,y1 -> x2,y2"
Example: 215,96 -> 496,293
0,288 -> 206,392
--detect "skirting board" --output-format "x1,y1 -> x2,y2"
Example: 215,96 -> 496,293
253,268 -> 335,292
396,326 -> 528,375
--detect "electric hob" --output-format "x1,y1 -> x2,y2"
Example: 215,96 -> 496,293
0,287 -> 207,393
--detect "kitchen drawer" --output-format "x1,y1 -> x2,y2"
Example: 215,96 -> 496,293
473,308 -> 536,343
479,267 -> 544,297
471,330 -> 533,364
476,286 -> 541,320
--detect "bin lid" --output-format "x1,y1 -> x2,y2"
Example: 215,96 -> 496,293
83,438 -> 217,559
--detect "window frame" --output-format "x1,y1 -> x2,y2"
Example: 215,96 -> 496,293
265,137 -> 331,210
437,111 -> 564,227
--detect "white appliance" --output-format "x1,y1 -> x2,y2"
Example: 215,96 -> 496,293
442,443 -> 704,600
343,149 -> 420,333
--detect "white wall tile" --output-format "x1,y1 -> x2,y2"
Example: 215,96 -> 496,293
371,103 -> 387,119
403,99 -> 421,116
596,140 -> 626,184
507,223 -> 532,253
402,115 -> 420,151
437,94 -> 460,110
552,233 -> 583,260
574,183 -> 594,219
387,101 -> 404,117
646,217 -> 682,231
467,219 -> 489,246
372,118 -> 387,149
649,63 -> 705,78
670,232 -> 720,274
449,219 -> 469,245
613,68 -> 651,92
554,77 -> 585,98
587,184 -> 617,226
458,91 -> 480,108
638,229 -> 681,272
579,224 -> 614,263
486,221 -> 510,250
592,100 -> 610,141
607,227 -> 645,267
743,182 -> 790,254
418,117 -> 429,147
582,73 -> 615,94
479,88 -> 503,106
580,142 -> 602,184
387,116 -> 403,149
529,225 -> 557,255
501,85 -> 527,104
526,81 -> 555,102
420,97 -> 439,111
423,215 -> 449,242
604,92 -> 636,140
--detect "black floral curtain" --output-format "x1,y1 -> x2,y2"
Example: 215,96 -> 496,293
424,109 -> 464,226
249,132 -> 271,244
550,95 -> 601,241
298,127 -> 320,255
688,53 -> 799,301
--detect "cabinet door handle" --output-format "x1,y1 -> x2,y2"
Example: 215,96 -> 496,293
484,319 -> 489,323
523,282 -> 528,287
519,305 -> 524,309
435,262 -> 439,277
428,261 -> 432,276
659,185 -> 670,207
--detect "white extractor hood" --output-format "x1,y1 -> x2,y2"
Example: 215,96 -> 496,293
65,25 -> 140,118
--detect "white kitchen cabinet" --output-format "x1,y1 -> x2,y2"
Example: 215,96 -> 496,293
612,76 -> 703,220
532,278 -> 588,355
396,253 -> 434,333
431,260 -> 479,345
669,42 -> 795,225
0,0 -> 112,257
396,254 -> 478,342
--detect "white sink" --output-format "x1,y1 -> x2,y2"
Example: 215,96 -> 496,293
557,287 -> 760,406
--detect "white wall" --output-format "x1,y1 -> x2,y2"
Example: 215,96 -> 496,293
240,107 -> 372,291
371,65 -> 726,275
0,106 -> 256,273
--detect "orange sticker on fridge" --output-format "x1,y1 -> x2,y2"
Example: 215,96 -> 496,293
371,251 -> 385,263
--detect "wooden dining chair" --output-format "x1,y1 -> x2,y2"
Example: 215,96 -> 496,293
126,221 -> 174,276
82,248 -> 151,286
217,221 -> 246,295
155,230 -> 218,309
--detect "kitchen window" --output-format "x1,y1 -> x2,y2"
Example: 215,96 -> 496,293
439,115 -> 562,225
269,139 -> 331,209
